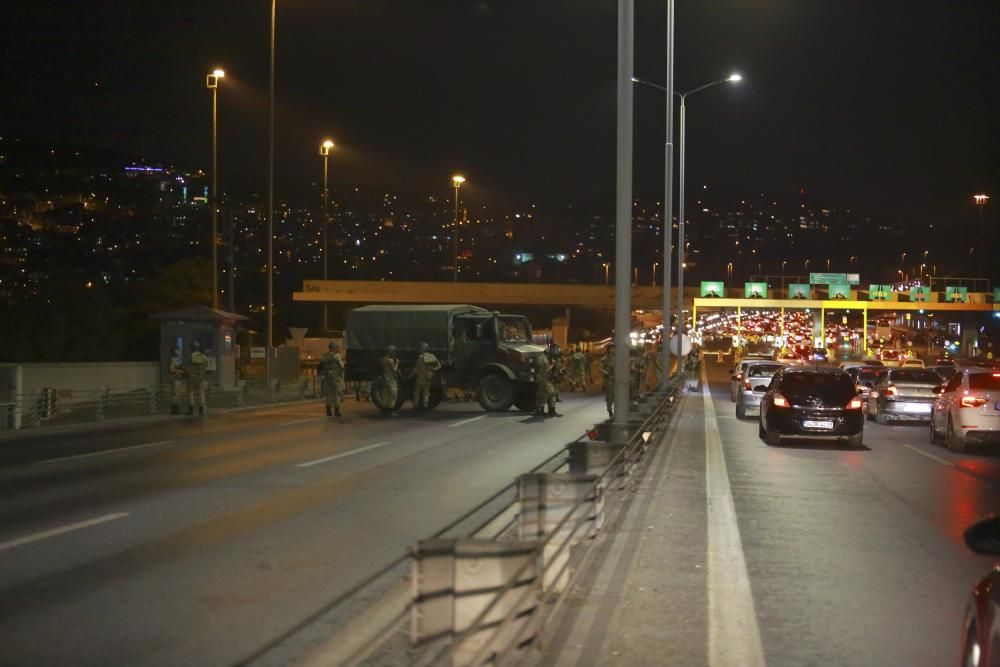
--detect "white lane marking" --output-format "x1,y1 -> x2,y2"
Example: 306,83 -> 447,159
702,366 -> 766,667
279,417 -> 325,427
295,442 -> 391,468
36,441 -> 174,465
449,415 -> 486,428
0,513 -> 129,553
902,444 -> 955,467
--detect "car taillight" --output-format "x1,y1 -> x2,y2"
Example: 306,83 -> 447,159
773,394 -> 789,408
961,395 -> 987,408
855,385 -> 867,394
744,379 -> 752,390
884,385 -> 898,397
735,374 -> 743,381
846,397 -> 863,410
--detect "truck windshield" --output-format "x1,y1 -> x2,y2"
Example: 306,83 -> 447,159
498,317 -> 530,344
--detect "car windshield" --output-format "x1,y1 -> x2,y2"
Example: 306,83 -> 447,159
497,316 -> 530,344
780,372 -> 855,401
856,368 -> 880,382
749,364 -> 783,377
889,369 -> 940,383
969,373 -> 1000,391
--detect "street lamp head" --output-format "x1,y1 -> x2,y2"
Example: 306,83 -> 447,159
213,68 -> 226,79
974,193 -> 990,205
320,139 -> 335,156
452,175 -> 466,187
206,69 -> 225,89
727,73 -> 743,82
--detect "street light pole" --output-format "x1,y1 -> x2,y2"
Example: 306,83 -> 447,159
266,0 -> 276,386
974,194 -> 989,279
662,0 -> 674,381
320,139 -> 334,331
452,175 -> 465,282
652,261 -> 659,286
206,68 -> 225,310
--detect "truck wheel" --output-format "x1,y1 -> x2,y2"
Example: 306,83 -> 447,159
514,391 -> 536,412
476,374 -> 516,412
371,376 -> 406,411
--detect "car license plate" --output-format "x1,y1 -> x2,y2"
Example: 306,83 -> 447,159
902,403 -> 931,413
803,420 -> 834,430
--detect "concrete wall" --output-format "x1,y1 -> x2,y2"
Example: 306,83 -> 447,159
0,362 -> 161,401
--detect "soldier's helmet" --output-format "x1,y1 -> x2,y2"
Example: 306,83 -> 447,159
192,340 -> 201,350
329,341 -> 340,351
387,345 -> 397,354
419,342 -> 429,352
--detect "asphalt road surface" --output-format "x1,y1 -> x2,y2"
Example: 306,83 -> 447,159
548,361 -> 1000,667
0,393 -> 607,667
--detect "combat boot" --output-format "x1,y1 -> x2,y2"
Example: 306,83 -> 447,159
548,407 -> 563,417
198,406 -> 205,416
334,408 -> 342,417
326,406 -> 333,417
534,407 -> 544,418
187,406 -> 194,416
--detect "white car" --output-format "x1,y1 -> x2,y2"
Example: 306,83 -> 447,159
901,358 -> 925,369
729,356 -> 774,401
930,369 -> 1000,452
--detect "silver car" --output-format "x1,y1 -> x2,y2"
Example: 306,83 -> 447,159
729,356 -> 773,402
866,367 -> 941,424
930,369 -> 1000,452
735,362 -> 786,419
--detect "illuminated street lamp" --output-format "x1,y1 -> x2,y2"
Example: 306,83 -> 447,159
452,175 -> 465,282
603,262 -> 611,285
266,0 -> 277,385
320,139 -> 335,330
206,68 -> 225,310
974,194 -> 989,278
652,261 -> 659,287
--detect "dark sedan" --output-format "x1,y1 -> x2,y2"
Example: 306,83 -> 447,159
961,517 -> 1000,667
759,367 -> 864,447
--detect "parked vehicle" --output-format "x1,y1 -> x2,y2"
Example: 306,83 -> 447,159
728,356 -> 772,402
930,369 -> 1000,452
866,368 -> 940,424
735,362 -> 785,419
344,304 -> 545,412
759,367 -> 864,447
959,517 -> 1000,667
901,358 -> 926,368
879,349 -> 906,367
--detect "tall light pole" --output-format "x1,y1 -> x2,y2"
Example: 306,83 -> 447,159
676,73 -> 742,354
266,0 -> 276,385
452,175 -> 465,282
652,261 -> 659,286
663,0 -> 674,380
206,68 -> 225,310
974,194 -> 989,279
320,139 -> 334,331
603,262 -> 611,285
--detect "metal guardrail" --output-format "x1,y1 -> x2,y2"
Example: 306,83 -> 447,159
232,374 -> 689,667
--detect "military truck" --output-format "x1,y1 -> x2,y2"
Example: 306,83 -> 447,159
344,304 -> 547,412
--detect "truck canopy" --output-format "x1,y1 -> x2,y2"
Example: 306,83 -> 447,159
345,304 -> 489,353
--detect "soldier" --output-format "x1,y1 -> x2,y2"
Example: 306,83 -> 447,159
187,340 -> 207,416
411,342 -> 442,410
547,342 -> 564,402
601,343 -> 615,419
568,345 -> 587,392
380,345 -> 400,415
584,347 -> 594,385
629,349 -> 642,397
168,346 -> 185,415
321,341 -> 345,417
533,354 -> 560,417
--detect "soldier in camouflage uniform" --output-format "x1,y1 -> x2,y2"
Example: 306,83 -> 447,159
380,345 -> 400,416
321,341 -> 345,417
567,346 -> 587,392
534,354 -> 561,418
547,342 -> 564,402
168,346 -> 185,415
411,342 -> 442,410
602,343 -> 615,419
187,340 -> 207,416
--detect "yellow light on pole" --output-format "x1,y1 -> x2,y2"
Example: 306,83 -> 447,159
206,67 -> 226,310
452,175 -> 465,282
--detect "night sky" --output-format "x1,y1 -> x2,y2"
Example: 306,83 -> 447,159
3,0 -> 998,224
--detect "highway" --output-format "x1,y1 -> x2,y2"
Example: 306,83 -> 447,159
0,395 -> 606,667
549,360 -> 1000,666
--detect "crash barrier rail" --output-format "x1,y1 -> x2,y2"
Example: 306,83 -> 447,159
232,373 -> 690,667
0,378 -> 333,433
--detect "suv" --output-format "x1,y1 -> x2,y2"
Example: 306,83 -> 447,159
345,305 -> 545,412
759,367 -> 864,447
930,369 -> 1000,452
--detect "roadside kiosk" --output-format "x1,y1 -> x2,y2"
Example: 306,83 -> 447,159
151,306 -> 247,387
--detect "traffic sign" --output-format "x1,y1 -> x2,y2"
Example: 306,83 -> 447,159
700,281 -> 725,297
810,273 -> 860,285
744,282 -> 768,299
669,334 -> 692,356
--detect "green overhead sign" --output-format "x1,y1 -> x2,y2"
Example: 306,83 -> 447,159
745,282 -> 768,299
810,272 -> 860,285
828,284 -> 851,300
869,284 -> 892,301
910,286 -> 930,302
700,281 -> 725,297
994,288 -> 1000,303
946,286 -> 968,303
788,283 -> 811,299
